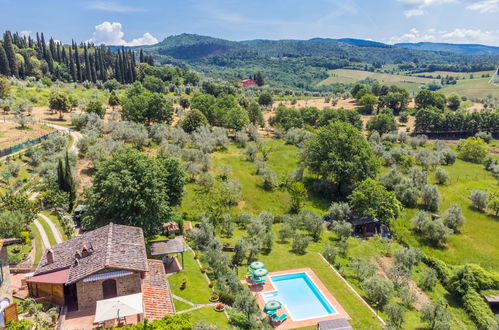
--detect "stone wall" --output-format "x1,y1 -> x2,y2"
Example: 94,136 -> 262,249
75,272 -> 142,310
0,245 -> 12,303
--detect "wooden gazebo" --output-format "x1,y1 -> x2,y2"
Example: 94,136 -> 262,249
149,238 -> 187,268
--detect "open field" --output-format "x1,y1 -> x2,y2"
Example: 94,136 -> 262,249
0,122 -> 53,150
439,77 -> 499,99
319,69 -> 435,94
392,157 -> 499,272
272,97 -> 358,110
410,70 -> 495,79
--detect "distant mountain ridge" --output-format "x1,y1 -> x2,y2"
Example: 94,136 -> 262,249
141,34 -> 499,55
393,42 -> 499,55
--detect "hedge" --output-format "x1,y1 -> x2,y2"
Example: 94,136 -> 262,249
462,290 -> 497,330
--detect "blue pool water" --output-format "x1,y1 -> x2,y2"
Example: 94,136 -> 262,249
262,272 -> 336,321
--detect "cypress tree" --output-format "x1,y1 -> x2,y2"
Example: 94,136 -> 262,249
40,33 -> 47,60
0,45 -> 10,76
130,50 -> 136,82
90,54 -> 97,82
139,49 -> 144,63
83,44 -> 91,81
74,41 -> 82,82
46,46 -> 54,74
57,151 -> 76,210
36,32 -> 42,56
3,31 -> 17,77
68,47 -> 76,82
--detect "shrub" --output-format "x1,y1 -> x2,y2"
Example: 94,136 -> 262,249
462,290 -> 498,330
475,131 -> 492,143
421,299 -> 452,330
435,168 -> 450,185
457,137 -> 488,163
421,268 -> 438,291
470,190 -> 489,211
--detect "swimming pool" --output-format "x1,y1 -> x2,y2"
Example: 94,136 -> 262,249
262,272 -> 337,321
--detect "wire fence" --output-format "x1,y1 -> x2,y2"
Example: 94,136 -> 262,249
0,131 -> 58,158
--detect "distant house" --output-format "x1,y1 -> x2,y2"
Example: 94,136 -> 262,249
1,240 -> 16,326
26,223 -> 174,320
348,217 -> 389,237
242,79 -> 257,88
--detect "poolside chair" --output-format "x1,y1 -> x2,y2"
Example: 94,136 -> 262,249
249,276 -> 266,284
272,314 -> 288,322
266,310 -> 277,316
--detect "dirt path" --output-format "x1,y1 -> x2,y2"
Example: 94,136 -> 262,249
39,213 -> 63,244
373,257 -> 431,310
33,219 -> 50,249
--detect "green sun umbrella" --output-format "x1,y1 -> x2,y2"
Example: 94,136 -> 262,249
264,300 -> 282,311
250,261 -> 264,270
253,268 -> 269,277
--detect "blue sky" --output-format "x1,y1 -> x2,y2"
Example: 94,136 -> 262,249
1,0 -> 499,45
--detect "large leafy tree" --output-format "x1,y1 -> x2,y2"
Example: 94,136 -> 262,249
121,82 -> 174,125
366,113 -> 398,135
303,122 -> 379,194
180,109 -> 208,133
84,147 -> 185,237
348,178 -> 402,224
48,91 -> 70,119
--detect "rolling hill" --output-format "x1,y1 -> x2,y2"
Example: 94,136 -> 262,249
136,34 -> 499,91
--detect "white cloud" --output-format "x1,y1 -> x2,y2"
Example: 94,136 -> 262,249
467,0 -> 499,12
87,1 -> 143,12
20,30 -> 32,38
87,21 -> 158,46
389,27 -> 499,45
126,33 -> 158,47
404,8 -> 425,16
398,0 -> 457,17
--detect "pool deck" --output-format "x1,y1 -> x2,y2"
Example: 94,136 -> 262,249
246,268 -> 351,330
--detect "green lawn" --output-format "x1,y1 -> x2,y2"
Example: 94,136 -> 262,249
168,250 -> 214,305
173,298 -> 192,312
392,158 -> 499,272
182,307 -> 231,329
181,140 -> 328,217
37,215 -> 57,247
29,222 -> 43,266
41,210 -> 68,240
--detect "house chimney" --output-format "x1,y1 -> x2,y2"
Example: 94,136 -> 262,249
81,245 -> 89,258
46,249 -> 54,264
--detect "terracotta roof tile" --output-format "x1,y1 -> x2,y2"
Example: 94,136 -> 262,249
34,223 -> 148,284
142,260 -> 175,320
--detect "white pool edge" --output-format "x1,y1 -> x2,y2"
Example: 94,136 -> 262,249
262,271 -> 339,322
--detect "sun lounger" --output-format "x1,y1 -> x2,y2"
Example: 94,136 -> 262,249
272,314 -> 288,322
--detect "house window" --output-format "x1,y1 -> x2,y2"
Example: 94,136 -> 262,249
102,279 -> 117,299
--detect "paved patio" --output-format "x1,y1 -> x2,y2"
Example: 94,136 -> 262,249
247,268 -> 351,330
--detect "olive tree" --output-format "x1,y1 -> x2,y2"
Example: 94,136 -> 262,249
442,204 -> 465,233
470,190 -> 489,211
421,184 -> 440,212
435,168 -> 450,185
362,276 -> 394,307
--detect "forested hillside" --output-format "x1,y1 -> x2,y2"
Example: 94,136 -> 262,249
136,34 -> 499,91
